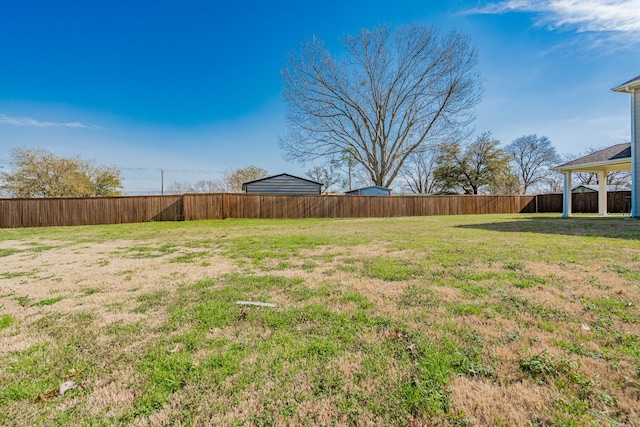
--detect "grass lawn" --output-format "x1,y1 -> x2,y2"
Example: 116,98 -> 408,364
1,214 -> 639,426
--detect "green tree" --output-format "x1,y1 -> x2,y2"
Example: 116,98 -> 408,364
0,147 -> 123,197
486,169 -> 522,195
434,132 -> 514,195
280,24 -> 482,188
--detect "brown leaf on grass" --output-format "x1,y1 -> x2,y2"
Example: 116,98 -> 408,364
170,343 -> 185,353
406,343 -> 419,360
35,390 -> 57,403
66,368 -> 84,379
392,328 -> 406,340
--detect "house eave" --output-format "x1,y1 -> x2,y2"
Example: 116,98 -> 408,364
552,158 -> 632,173
612,77 -> 640,93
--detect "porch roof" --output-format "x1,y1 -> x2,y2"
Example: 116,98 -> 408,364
553,143 -> 631,173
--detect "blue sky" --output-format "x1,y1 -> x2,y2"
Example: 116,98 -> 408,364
1,0 -> 640,193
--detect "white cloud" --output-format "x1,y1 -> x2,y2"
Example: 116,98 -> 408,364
0,113 -> 103,130
469,0 -> 640,42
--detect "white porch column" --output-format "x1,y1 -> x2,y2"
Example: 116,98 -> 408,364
562,171 -> 572,217
598,171 -> 608,216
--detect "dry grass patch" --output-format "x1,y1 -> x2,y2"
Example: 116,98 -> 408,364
1,215 -> 640,426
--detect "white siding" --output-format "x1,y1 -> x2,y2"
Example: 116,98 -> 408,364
634,89 -> 640,216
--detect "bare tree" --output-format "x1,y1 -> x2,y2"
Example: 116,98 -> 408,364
540,172 -> 564,194
332,149 -> 358,192
166,180 -> 223,194
166,181 -> 195,194
280,24 -> 482,188
565,146 -> 632,188
166,167 -> 268,194
306,163 -> 343,193
192,180 -> 223,193
400,150 -> 441,194
608,169 -> 632,188
222,166 -> 269,192
565,151 -> 598,186
505,134 -> 560,194
168,167 -> 269,194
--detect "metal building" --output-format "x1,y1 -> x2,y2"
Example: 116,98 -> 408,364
345,186 -> 392,196
242,173 -> 322,195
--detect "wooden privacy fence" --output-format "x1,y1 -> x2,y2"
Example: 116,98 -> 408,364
0,191 -> 630,228
535,191 -> 631,214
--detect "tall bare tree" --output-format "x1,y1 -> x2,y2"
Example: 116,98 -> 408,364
0,147 -> 123,197
280,24 -> 482,188
505,134 -> 560,194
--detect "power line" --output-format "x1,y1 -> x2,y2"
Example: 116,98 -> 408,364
118,167 -> 225,196
119,167 -> 223,174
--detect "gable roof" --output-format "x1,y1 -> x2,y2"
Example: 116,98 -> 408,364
612,74 -> 640,92
553,143 -> 631,172
241,173 -> 322,187
573,184 -> 632,193
344,186 -> 392,196
348,186 -> 390,192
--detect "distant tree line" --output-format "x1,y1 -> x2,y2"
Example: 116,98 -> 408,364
1,140 -> 629,199
302,134 -> 631,195
166,166 -> 268,194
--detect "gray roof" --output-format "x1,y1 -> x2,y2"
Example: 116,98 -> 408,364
555,143 -> 631,169
346,186 -> 391,192
242,173 -> 322,187
574,184 -> 632,192
344,186 -> 392,195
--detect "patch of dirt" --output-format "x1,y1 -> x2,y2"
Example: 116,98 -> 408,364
0,240 -> 238,355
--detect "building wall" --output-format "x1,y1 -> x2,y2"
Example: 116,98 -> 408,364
634,89 -> 639,217
244,175 -> 321,195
